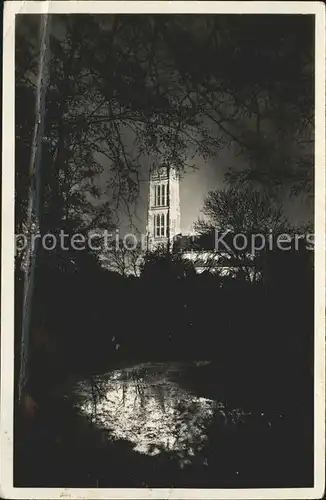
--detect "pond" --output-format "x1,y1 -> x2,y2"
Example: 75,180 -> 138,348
71,361 -> 288,485
15,361 -> 312,488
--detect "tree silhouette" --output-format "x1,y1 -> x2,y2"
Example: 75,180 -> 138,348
194,186 -> 289,280
156,15 -> 314,195
140,246 -> 196,281
101,238 -> 143,277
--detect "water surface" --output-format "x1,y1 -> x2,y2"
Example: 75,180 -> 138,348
73,362 -> 273,469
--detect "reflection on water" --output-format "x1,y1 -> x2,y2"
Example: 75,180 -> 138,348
74,362 -> 254,467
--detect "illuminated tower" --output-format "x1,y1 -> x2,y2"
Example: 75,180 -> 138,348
146,165 -> 181,251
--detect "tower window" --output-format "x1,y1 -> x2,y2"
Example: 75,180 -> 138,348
154,183 -> 167,207
154,213 -> 166,237
160,213 -> 165,236
161,185 -> 165,206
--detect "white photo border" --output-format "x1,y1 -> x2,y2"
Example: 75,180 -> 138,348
1,2 -> 325,499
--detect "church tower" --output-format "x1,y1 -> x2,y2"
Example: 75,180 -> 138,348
146,165 -> 181,251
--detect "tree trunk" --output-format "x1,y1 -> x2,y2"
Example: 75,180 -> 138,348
18,14 -> 51,404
